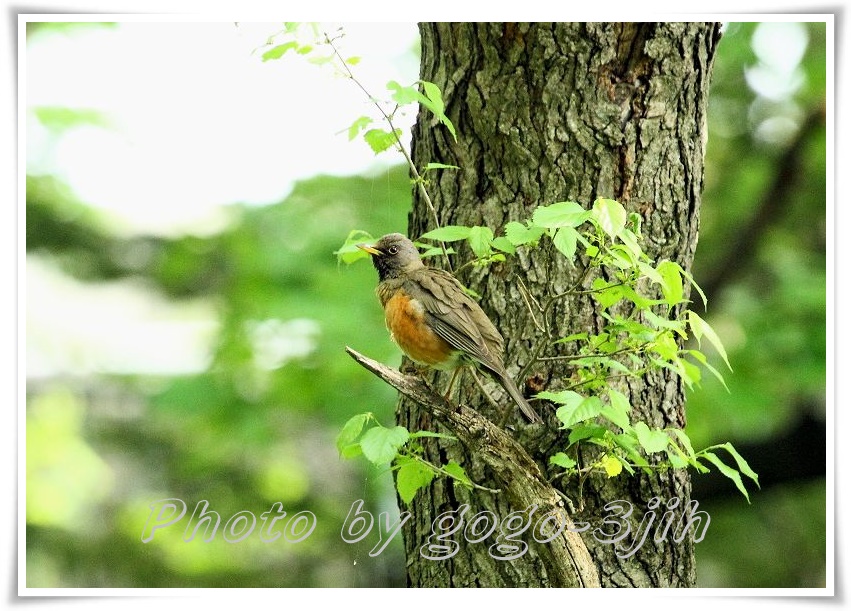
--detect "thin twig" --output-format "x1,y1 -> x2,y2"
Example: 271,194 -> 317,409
516,255 -> 599,383
325,33 -> 453,272
467,367 -> 503,415
517,277 -> 545,332
537,341 -> 653,363
560,371 -> 646,392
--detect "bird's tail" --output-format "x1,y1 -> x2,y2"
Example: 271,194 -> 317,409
498,372 -> 542,424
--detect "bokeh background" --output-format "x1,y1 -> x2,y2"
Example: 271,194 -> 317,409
24,21 -> 827,588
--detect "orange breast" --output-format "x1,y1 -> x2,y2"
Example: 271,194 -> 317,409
384,292 -> 455,368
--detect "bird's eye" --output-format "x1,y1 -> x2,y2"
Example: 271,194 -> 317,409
387,245 -> 399,255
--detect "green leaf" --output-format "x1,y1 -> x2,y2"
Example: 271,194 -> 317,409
34,107 -> 110,132
468,226 -> 495,258
387,80 -> 426,105
678,264 -> 708,309
668,428 -> 697,458
396,459 -> 435,504
656,260 -> 685,305
650,331 -> 679,361
638,261 -> 665,286
678,355 -> 702,389
590,332 -> 618,353
709,443 -> 760,488
643,309 -> 687,338
568,424 -> 608,445
550,452 -> 577,470
667,450 -> 688,468
307,54 -> 335,66
420,225 -> 473,242
590,198 -> 627,238
532,201 -> 588,228
605,246 -> 633,270
418,246 -> 448,259
414,241 -> 455,255
687,311 -> 732,371
261,41 -> 299,61
610,244 -> 637,266
600,389 -> 632,431
504,221 -> 546,246
599,357 -> 632,374
555,395 -> 603,429
685,349 -> 729,391
339,443 -> 363,459
536,389 -> 584,406
387,80 -> 456,139
345,56 -> 361,65
336,413 -> 371,453
612,433 -> 649,468
363,128 -> 402,154
419,80 -> 457,140
555,332 -> 589,344
347,116 -> 373,141
700,451 -> 751,503
490,236 -> 516,254
619,228 -> 645,260
591,278 -> 625,309
620,285 -> 658,309
552,227 -> 578,260
627,211 -> 643,235
607,388 -> 631,413
359,425 -> 410,466
420,81 -> 445,113
424,162 -> 460,171
634,422 -> 670,454
443,460 -> 473,488
334,229 -> 375,264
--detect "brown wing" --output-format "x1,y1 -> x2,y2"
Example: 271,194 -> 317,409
405,268 -> 505,373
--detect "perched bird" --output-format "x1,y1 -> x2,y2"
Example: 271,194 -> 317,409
358,233 -> 542,423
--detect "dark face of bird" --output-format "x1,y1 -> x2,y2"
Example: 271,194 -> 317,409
357,233 -> 424,281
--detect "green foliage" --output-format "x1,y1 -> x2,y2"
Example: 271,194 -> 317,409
387,79 -> 456,140
333,229 -> 376,264
311,25 -> 759,504
33,107 -> 111,132
338,195 -> 759,503
258,26 -> 457,155
336,414 -> 471,504
363,128 -> 403,154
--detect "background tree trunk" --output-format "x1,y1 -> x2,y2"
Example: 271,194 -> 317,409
400,22 -> 721,588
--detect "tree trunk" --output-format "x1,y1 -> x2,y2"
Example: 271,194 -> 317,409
399,22 -> 721,588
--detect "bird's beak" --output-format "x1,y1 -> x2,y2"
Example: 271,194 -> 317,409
357,243 -> 382,256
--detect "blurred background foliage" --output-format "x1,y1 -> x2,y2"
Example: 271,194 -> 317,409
25,22 -> 826,587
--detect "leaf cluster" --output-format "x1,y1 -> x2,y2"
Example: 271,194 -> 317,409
335,413 -> 473,503
308,25 -> 758,503
337,196 -> 759,502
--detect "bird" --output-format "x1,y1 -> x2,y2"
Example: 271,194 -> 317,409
357,232 -> 542,424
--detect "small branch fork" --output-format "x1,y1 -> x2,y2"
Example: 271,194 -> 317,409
345,346 -> 601,588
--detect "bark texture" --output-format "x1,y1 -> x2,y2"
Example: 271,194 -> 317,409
399,22 -> 721,588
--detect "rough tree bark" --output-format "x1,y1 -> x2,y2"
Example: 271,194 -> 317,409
397,22 -> 721,588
